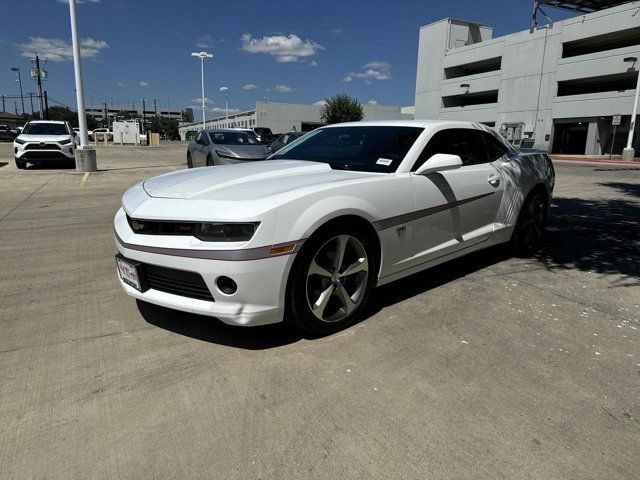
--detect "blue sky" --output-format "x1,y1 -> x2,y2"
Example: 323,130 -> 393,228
0,0 -> 573,118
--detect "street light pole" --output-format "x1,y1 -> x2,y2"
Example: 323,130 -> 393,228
11,68 -> 25,116
623,56 -> 640,161
191,51 -> 212,131
219,86 -> 228,127
68,0 -> 96,172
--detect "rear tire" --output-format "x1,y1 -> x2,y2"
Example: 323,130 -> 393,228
15,158 -> 26,170
285,226 -> 376,335
510,188 -> 548,257
187,153 -> 193,169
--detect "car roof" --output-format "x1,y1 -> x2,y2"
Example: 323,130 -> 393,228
27,120 -> 67,124
322,119 -> 484,129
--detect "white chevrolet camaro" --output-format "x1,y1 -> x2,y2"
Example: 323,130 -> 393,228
114,120 -> 555,334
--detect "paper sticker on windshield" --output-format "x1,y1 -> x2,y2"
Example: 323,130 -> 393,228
376,158 -> 393,166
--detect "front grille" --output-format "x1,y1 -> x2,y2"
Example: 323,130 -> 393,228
25,143 -> 61,150
127,215 -> 195,235
141,263 -> 214,302
22,151 -> 69,160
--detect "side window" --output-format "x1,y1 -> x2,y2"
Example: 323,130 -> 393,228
413,128 -> 488,170
202,133 -> 211,145
482,131 -> 508,161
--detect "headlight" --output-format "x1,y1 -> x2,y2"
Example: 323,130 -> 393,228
14,138 -> 26,145
215,149 -> 238,159
59,138 -> 72,145
195,222 -> 259,242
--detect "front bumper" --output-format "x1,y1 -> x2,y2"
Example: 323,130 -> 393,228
15,144 -> 75,160
114,209 -> 296,327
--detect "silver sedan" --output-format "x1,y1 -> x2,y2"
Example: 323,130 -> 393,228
187,129 -> 271,168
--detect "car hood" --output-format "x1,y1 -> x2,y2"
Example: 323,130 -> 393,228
142,160 -> 377,202
17,134 -> 72,142
216,144 -> 270,159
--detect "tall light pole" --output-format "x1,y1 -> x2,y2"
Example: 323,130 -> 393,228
191,51 -> 212,130
11,68 -> 25,116
219,86 -> 228,127
623,56 -> 640,161
67,0 -> 96,172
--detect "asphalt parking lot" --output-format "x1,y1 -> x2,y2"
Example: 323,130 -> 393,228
0,143 -> 638,479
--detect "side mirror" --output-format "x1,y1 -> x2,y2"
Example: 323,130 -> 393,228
414,153 -> 463,175
72,131 -> 78,136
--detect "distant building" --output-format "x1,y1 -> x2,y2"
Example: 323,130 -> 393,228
0,111 -> 22,127
178,101 -> 413,140
414,1 -> 640,154
85,106 -> 186,124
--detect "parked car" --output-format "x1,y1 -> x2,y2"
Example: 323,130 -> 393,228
186,129 -> 271,167
270,131 -> 306,153
13,120 -> 77,169
114,120 -> 555,334
0,125 -> 16,142
253,127 -> 274,145
91,128 -> 112,141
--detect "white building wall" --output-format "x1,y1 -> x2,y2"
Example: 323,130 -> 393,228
414,3 -> 640,152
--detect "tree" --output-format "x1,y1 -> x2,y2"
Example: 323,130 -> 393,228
319,94 -> 364,125
148,115 -> 179,139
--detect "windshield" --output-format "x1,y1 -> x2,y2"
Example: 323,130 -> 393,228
270,126 -> 424,173
22,123 -> 69,135
208,131 -> 260,145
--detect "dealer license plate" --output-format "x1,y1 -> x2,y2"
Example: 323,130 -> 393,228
116,255 -> 142,291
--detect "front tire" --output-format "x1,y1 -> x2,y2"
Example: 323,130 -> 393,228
206,155 -> 214,166
187,152 -> 193,168
286,228 -> 376,335
510,188 -> 548,257
15,158 -> 26,169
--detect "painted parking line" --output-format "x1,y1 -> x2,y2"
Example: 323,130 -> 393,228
80,172 -> 90,187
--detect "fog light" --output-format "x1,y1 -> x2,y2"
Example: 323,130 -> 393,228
216,276 -> 237,295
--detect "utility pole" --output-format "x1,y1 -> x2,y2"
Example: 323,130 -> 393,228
33,54 -> 45,119
153,98 -> 157,116
11,67 -> 25,116
14,102 -> 18,115
29,93 -> 34,115
1,94 -> 5,112
44,90 -> 49,119
141,98 -> 147,137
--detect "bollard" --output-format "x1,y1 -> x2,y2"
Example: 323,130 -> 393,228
75,147 -> 97,172
103,133 -> 108,146
120,132 -> 123,146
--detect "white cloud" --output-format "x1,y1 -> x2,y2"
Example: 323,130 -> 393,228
191,97 -> 214,105
139,81 -> 149,87
367,99 -> 379,105
195,34 -> 214,49
117,82 -> 125,87
209,107 -> 240,113
242,84 -> 258,91
241,33 -> 324,63
18,36 -> 108,62
329,28 -> 344,36
274,84 -> 293,93
313,100 -> 327,106
309,60 -> 318,67
344,60 -> 392,84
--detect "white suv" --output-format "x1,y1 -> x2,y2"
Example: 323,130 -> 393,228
13,120 -> 78,169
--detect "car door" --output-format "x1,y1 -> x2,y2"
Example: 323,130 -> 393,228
192,132 -> 207,166
408,127 -> 505,265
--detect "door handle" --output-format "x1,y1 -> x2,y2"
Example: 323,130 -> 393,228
488,174 -> 501,187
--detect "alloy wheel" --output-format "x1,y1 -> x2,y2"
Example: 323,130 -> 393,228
520,194 -> 546,249
306,235 -> 369,323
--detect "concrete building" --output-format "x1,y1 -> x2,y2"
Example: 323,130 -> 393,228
178,101 -> 413,140
85,106 -> 185,124
414,1 -> 640,155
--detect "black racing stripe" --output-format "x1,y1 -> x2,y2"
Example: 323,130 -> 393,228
373,192 -> 495,231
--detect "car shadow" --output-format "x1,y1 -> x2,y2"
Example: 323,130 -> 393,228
534,189 -> 640,286
0,162 -> 7,168
25,161 -> 75,170
137,300 -> 305,350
